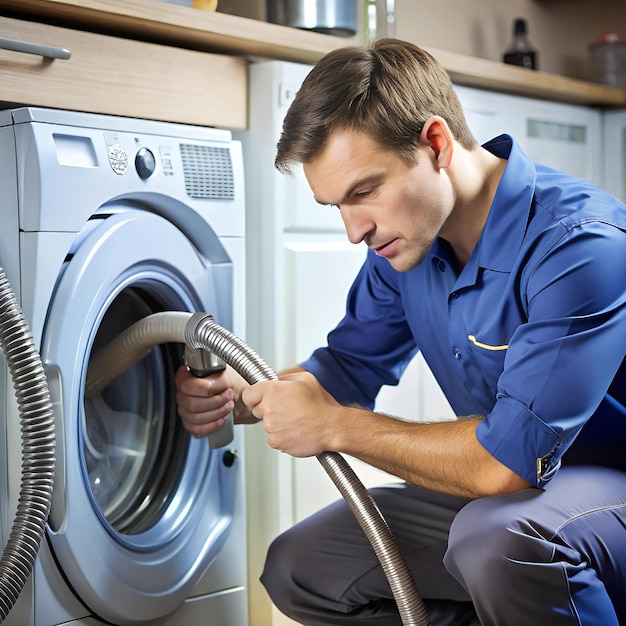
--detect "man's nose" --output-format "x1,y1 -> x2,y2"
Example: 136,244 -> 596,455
340,205 -> 374,245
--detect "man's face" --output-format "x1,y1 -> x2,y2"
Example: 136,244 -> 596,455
303,130 -> 454,273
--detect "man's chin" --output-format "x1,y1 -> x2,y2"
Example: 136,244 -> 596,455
385,253 -> 428,273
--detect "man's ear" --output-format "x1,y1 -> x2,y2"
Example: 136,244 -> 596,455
420,116 -> 453,169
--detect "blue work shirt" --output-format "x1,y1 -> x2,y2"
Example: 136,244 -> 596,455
301,135 -> 626,487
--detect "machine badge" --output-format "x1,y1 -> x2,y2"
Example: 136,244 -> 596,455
108,143 -> 128,175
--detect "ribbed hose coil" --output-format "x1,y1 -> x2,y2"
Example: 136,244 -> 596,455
0,269 -> 55,621
85,311 -> 430,625
318,451 -> 429,624
186,313 -> 430,626
85,311 -> 193,398
185,313 -> 277,385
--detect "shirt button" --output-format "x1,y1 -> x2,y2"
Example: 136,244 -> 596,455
453,348 -> 462,361
438,260 -> 446,272
451,291 -> 459,298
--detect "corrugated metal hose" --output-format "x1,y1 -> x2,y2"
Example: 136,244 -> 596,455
0,269 -> 56,622
86,311 -> 430,626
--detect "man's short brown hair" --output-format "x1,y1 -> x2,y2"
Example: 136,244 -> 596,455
275,38 -> 477,174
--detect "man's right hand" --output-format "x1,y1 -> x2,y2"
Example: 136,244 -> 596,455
174,364 -> 255,438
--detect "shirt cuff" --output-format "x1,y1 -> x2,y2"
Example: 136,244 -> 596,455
476,395 -> 563,487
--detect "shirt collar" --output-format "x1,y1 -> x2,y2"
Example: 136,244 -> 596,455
429,135 -> 537,288
475,134 -> 537,273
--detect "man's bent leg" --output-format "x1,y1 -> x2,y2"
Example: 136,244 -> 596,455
261,482 -> 478,625
444,466 -> 626,626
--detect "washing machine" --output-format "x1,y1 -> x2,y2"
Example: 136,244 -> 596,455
0,107 -> 248,625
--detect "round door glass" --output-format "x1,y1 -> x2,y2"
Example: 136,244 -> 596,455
82,281 -> 189,535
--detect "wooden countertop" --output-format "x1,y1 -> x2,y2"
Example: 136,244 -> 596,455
2,0 -> 626,108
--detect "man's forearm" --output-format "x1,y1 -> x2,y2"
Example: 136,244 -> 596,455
332,409 -> 530,498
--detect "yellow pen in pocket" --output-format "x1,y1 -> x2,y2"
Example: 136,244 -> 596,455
467,335 -> 509,351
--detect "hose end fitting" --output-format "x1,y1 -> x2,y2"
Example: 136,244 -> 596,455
184,312 -> 214,350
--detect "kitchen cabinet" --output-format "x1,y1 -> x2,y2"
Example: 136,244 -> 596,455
0,15 -> 247,128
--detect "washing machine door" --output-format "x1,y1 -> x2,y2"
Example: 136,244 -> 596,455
40,206 -> 239,624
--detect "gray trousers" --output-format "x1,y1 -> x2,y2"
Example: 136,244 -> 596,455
261,466 -> 626,625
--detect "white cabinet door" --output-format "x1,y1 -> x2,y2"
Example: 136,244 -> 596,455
455,85 -> 512,144
282,236 -> 366,366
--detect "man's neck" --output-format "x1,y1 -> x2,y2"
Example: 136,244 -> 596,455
440,147 -> 507,270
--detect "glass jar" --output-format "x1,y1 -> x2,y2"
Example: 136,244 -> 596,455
589,32 -> 626,90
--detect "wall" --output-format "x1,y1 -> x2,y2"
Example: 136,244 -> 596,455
393,0 -> 626,82
217,0 -> 626,83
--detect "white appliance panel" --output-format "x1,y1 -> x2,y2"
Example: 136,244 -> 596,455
282,237 -> 366,366
455,85 -> 603,185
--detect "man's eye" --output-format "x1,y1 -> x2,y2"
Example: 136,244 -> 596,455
355,189 -> 372,198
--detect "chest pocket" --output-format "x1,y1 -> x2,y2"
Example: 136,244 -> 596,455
464,332 -> 509,400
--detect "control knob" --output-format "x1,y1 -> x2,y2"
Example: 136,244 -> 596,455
135,147 -> 156,179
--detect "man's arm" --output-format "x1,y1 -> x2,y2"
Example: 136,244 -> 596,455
335,407 -> 531,498
242,371 -> 531,499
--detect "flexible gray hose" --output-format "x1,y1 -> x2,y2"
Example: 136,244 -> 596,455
87,311 -> 430,625
0,269 -> 56,621
85,311 -> 192,398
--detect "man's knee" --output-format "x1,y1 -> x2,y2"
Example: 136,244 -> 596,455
260,527 -> 304,612
443,495 -> 545,588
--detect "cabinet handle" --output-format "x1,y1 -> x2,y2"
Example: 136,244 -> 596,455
0,36 -> 71,60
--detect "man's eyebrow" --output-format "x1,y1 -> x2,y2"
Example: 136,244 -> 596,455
314,175 -> 380,207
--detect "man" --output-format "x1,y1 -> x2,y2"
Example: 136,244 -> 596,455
176,39 -> 626,625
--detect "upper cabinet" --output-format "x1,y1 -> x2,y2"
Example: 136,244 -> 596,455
0,14 -> 247,128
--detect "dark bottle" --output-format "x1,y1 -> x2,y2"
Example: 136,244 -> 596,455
503,18 -> 538,70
